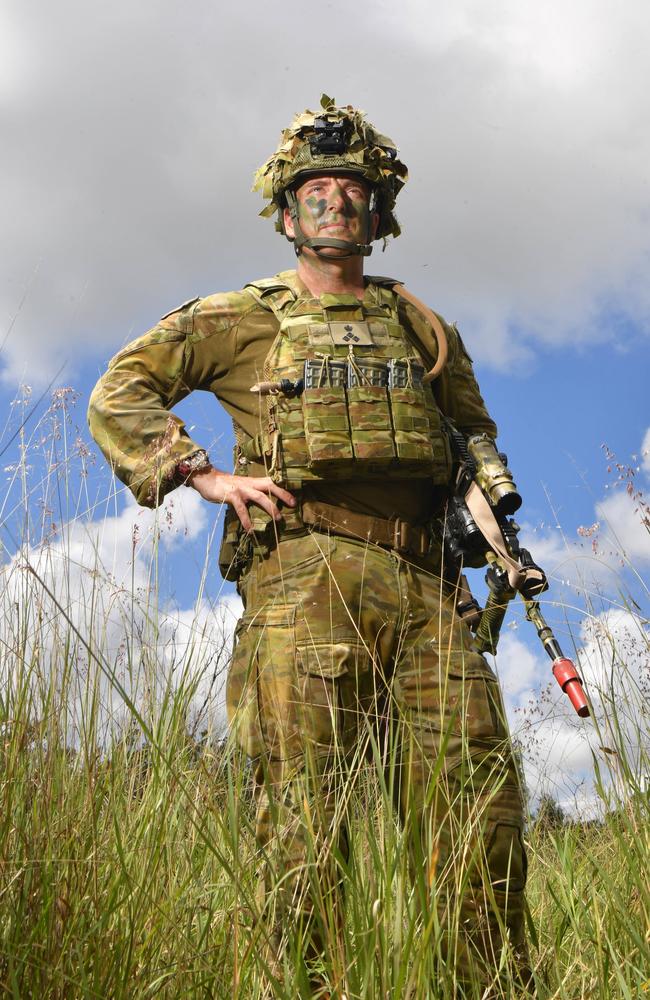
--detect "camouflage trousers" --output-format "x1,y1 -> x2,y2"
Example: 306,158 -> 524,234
227,528 -> 530,989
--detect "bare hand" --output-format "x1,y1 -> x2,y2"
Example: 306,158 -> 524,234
187,466 -> 296,532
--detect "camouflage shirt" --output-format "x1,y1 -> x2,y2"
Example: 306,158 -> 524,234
87,270 -> 497,521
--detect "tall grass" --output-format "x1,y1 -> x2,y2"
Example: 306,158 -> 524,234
0,390 -> 648,998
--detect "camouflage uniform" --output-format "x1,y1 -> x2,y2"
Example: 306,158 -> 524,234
230,530 -> 528,982
88,271 -> 529,987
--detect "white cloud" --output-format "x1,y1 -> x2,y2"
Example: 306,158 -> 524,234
493,428 -> 650,812
516,426 -> 650,596
642,428 -> 650,477
0,486 -> 240,745
489,629 -> 595,811
0,8 -> 32,102
517,520 -> 626,603
596,490 -> 650,566
498,606 -> 650,816
491,631 -> 541,702
381,0 -> 650,361
2,0 -> 650,382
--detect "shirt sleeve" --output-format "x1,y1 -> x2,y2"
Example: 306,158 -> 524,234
432,320 -> 498,439
87,292 -> 244,507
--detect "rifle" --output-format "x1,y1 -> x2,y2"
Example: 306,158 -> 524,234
443,423 -> 589,718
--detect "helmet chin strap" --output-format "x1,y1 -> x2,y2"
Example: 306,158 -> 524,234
285,189 -> 373,259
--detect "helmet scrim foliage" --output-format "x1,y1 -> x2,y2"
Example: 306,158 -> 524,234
253,94 -> 408,242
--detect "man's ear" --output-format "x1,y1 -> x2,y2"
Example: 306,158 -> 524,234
283,206 -> 295,238
370,211 -> 380,241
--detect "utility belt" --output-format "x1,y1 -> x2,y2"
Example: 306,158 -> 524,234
218,496 -> 438,581
301,499 -> 433,556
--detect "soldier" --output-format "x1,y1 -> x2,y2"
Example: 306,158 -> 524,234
88,97 -> 531,995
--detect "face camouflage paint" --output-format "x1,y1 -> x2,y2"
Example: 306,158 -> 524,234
296,178 -> 373,245
303,196 -> 327,219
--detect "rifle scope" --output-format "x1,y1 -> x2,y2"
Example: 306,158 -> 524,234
467,434 -> 522,517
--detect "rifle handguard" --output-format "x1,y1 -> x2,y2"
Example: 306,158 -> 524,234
473,559 -> 516,654
474,586 -> 515,654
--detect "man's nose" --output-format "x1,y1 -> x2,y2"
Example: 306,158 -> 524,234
327,184 -> 348,212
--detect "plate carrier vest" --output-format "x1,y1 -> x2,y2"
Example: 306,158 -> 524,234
237,275 -> 453,490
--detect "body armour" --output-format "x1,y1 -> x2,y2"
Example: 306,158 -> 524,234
241,277 -> 453,490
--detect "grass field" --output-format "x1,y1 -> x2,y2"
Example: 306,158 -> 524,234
0,391 -> 648,998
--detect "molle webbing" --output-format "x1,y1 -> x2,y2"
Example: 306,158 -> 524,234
245,276 -> 448,380
240,277 -> 453,489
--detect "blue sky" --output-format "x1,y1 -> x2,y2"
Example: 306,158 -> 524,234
1,0 -> 649,809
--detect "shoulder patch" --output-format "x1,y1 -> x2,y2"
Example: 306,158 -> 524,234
159,296 -> 201,321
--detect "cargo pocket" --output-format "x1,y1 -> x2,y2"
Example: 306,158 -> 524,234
347,385 -> 395,462
399,653 -> 504,734
484,820 -> 528,895
302,386 -> 354,466
446,659 -> 522,791
226,604 -> 296,759
295,640 -> 370,754
396,649 -> 512,773
442,659 -> 507,742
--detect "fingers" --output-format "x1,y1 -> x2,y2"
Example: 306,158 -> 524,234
228,477 -> 296,532
227,483 -> 274,532
245,477 -> 295,508
231,496 -> 253,533
189,469 -> 296,531
242,488 -> 282,524
266,481 -> 296,508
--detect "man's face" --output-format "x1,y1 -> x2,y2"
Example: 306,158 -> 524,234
284,173 -> 378,254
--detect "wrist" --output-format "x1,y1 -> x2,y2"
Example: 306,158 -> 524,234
187,464 -> 215,488
175,449 -> 212,486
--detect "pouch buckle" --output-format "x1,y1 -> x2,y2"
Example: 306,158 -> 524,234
393,519 -> 429,556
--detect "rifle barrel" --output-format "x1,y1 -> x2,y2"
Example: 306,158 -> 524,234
524,600 -> 590,717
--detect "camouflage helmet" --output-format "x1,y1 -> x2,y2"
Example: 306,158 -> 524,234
253,94 -> 408,257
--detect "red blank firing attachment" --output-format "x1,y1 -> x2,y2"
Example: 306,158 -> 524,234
552,657 -> 590,718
